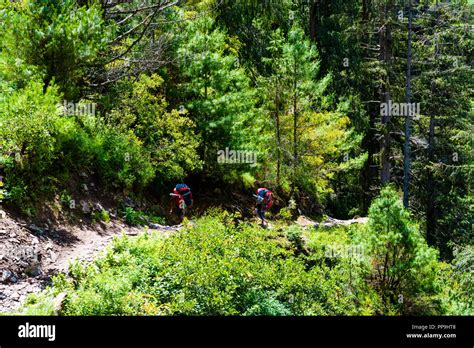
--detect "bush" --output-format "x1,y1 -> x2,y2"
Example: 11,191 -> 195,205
278,198 -> 297,221
0,80 -> 61,209
92,126 -> 155,190
439,245 -> 474,315
107,74 -> 201,183
122,207 -> 148,226
21,209 -> 457,316
0,78 -> 156,211
286,225 -> 304,251
92,209 -> 110,224
279,207 -> 293,221
364,186 -> 441,314
21,211 -> 370,316
121,207 -> 165,226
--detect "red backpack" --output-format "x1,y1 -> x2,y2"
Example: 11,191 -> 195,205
256,188 -> 273,209
175,183 -> 193,207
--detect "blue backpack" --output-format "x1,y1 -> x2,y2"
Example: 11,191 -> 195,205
175,183 -> 192,206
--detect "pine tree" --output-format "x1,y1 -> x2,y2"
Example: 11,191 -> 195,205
174,15 -> 261,175
261,24 -> 349,199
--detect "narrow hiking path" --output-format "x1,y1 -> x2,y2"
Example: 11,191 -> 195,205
0,210 -> 181,313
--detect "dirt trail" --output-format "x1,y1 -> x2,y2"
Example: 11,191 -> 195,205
0,209 -> 180,313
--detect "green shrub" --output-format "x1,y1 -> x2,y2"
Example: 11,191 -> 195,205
21,211 -> 370,316
364,186 -> 441,314
279,198 -> 297,221
0,79 -> 61,209
286,225 -> 304,251
279,207 -> 293,221
59,190 -> 73,209
242,290 -> 292,316
149,215 -> 166,225
121,207 -> 166,226
439,245 -> 474,315
122,207 -> 148,226
107,74 -> 201,182
92,209 -> 110,224
92,125 -> 155,190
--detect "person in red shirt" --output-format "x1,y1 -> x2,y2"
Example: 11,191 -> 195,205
169,183 -> 193,220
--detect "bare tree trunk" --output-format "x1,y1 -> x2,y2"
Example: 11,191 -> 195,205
426,0 -> 440,245
309,0 -> 319,40
293,74 -> 298,191
403,0 -> 413,208
275,85 -> 282,187
360,0 -> 381,208
380,1 -> 393,185
426,113 -> 436,246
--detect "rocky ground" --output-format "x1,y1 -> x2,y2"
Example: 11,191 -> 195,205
0,208 -> 180,313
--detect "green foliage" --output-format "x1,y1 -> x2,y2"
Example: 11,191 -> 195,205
20,210 -> 471,316
21,291 -> 57,316
92,209 -> 110,224
122,207 -> 148,226
216,0 -> 293,74
59,190 -> 73,209
0,0 -> 110,100
278,207 -> 293,221
107,74 -> 201,183
22,212 -> 379,316
174,15 -> 263,175
259,25 -> 349,197
364,186 -> 441,314
0,0 -> 471,319
0,78 -> 61,210
0,80 -> 157,210
241,289 -> 292,316
121,207 -> 165,226
278,198 -> 297,221
286,225 -> 304,250
0,1 -> 155,209
439,245 -> 474,315
91,123 -> 155,190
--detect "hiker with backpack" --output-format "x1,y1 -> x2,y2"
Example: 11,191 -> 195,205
170,183 -> 193,220
254,187 -> 273,227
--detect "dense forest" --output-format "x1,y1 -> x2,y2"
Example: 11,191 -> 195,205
0,0 -> 472,316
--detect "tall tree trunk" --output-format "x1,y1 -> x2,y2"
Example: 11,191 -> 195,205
426,0 -> 440,245
361,0 -> 380,209
309,0 -> 319,40
380,1 -> 393,185
403,0 -> 413,208
275,83 -> 282,187
201,68 -> 209,165
426,111 -> 436,246
292,73 -> 298,192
